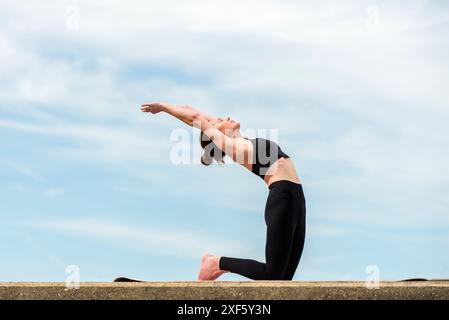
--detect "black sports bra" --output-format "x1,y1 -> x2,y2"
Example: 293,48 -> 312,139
244,137 -> 290,180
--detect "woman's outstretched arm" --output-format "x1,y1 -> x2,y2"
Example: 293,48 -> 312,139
141,102 -> 228,147
141,102 -> 251,165
141,102 -> 215,126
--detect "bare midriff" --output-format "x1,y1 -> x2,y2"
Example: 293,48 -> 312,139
264,157 -> 301,187
243,157 -> 301,187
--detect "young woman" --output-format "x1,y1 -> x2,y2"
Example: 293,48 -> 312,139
141,102 -> 306,281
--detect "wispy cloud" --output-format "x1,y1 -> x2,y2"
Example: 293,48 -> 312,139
26,218 -> 254,259
43,188 -> 66,198
0,117 -> 167,165
0,157 -> 44,182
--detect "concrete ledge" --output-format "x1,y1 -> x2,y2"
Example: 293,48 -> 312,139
1,281 -> 448,300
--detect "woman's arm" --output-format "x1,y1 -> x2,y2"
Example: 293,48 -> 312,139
192,113 -> 252,166
141,102 -> 216,126
141,102 -> 251,165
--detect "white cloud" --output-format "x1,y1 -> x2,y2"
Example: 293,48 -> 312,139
27,217 -> 254,259
2,0 -> 448,135
0,118 -> 168,165
11,183 -> 32,193
1,0 -> 448,114
0,157 -> 44,182
43,187 -> 66,198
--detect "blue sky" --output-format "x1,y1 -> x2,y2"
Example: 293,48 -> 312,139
0,0 -> 448,282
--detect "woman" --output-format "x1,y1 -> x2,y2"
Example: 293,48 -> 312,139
141,102 -> 306,281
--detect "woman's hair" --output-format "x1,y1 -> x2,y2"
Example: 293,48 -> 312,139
200,132 -> 226,166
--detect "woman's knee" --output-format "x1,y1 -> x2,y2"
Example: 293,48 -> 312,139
265,263 -> 288,280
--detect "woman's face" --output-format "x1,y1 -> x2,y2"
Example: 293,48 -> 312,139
210,116 -> 240,135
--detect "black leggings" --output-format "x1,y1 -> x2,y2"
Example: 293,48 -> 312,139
219,180 -> 306,280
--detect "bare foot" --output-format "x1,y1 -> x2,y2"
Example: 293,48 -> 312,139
197,254 -> 228,281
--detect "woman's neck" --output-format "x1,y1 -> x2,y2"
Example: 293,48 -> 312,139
232,130 -> 242,138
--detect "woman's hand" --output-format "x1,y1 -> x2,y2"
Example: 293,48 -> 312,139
140,102 -> 169,114
140,102 -> 214,128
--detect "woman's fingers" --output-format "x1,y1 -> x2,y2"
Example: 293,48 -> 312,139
140,102 -> 166,114
141,102 -> 165,107
140,103 -> 157,112
141,102 -> 163,108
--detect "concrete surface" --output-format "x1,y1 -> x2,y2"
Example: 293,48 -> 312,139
1,281 -> 449,300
